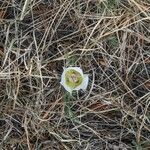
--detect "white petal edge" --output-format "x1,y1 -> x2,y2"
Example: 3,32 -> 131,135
60,68 -> 72,93
60,80 -> 72,94
74,74 -> 89,91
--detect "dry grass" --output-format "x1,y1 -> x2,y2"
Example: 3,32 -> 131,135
0,0 -> 150,149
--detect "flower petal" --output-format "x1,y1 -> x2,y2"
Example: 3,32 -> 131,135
60,68 -> 73,93
60,79 -> 73,93
65,67 -> 84,77
60,81 -> 73,93
75,74 -> 89,91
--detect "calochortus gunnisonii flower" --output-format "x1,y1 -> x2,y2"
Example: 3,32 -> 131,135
60,67 -> 89,94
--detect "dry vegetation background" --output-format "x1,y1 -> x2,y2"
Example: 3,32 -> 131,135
0,0 -> 150,149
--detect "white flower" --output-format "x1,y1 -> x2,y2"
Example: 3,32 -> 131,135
60,67 -> 89,94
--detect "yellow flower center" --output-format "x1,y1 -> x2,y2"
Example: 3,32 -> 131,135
65,69 -> 83,88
